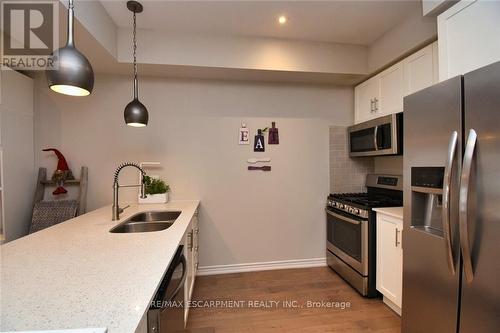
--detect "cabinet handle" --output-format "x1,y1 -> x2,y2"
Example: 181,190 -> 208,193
195,246 -> 199,251
370,99 -> 374,112
188,231 -> 193,250
374,98 -> 379,111
194,228 -> 199,234
395,228 -> 400,247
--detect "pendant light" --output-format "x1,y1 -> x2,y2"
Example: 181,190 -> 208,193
124,1 -> 149,127
47,0 -> 94,96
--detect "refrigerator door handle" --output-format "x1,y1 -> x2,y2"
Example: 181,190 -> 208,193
443,131 -> 458,275
459,129 -> 477,283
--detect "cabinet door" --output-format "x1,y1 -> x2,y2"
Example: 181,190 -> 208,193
355,79 -> 379,124
432,41 -> 439,84
192,213 -> 199,275
438,0 -> 500,81
378,62 -> 404,116
376,214 -> 403,308
404,43 -> 437,96
184,221 -> 193,317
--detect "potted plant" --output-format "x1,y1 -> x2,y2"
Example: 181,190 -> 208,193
138,176 -> 170,204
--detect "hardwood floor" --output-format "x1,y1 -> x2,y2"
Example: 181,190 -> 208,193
186,266 -> 400,333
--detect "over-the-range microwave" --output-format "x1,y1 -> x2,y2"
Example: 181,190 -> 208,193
348,113 -> 403,157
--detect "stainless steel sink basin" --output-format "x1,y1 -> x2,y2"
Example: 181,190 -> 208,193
128,211 -> 181,223
110,210 -> 181,233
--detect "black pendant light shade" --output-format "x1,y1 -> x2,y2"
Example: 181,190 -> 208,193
47,45 -> 94,96
47,0 -> 94,96
124,98 -> 148,127
124,1 -> 148,127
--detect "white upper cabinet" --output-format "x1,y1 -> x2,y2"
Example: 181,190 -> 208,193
404,43 -> 439,95
355,78 -> 380,123
354,42 -> 439,124
422,0 -> 457,16
438,0 -> 500,81
378,62 -> 404,117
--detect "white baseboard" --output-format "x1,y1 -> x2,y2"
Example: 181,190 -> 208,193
197,257 -> 327,276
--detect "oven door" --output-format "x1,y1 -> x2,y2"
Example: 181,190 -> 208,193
326,208 -> 368,275
348,113 -> 402,157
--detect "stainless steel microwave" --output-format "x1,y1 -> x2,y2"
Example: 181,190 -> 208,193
348,113 -> 403,157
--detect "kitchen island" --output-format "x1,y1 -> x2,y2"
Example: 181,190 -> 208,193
0,200 -> 200,332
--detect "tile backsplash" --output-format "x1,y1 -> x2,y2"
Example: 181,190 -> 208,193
329,126 -> 374,193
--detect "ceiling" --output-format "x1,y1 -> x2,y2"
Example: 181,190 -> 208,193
100,0 -> 421,45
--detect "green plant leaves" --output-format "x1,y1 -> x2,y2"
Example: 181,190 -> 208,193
144,175 -> 170,195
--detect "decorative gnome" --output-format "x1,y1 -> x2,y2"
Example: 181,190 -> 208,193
43,148 -> 75,195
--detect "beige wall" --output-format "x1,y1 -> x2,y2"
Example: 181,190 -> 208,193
117,30 -> 368,75
368,11 -> 437,73
374,156 -> 403,175
33,74 -> 353,267
1,69 -> 35,242
329,126 -> 374,193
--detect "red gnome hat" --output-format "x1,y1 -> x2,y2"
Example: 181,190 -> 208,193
43,148 -> 70,171
43,148 -> 73,195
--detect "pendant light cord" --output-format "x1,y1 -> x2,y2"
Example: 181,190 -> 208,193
133,10 -> 138,99
67,0 -> 74,46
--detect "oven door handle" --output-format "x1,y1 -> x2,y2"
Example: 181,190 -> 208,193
326,209 -> 361,225
163,254 -> 187,303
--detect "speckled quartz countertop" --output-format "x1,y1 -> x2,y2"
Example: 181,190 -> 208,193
373,207 -> 404,220
0,200 -> 199,332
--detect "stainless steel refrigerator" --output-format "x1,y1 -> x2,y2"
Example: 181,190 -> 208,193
402,60 -> 500,332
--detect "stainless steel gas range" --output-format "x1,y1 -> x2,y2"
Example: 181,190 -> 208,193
326,174 -> 403,297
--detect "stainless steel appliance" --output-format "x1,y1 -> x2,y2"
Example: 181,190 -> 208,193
402,61 -> 500,333
148,246 -> 187,333
326,174 -> 403,297
348,113 -> 403,157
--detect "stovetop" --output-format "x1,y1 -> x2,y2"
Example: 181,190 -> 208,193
327,190 -> 403,218
329,192 -> 403,208
327,175 -> 403,218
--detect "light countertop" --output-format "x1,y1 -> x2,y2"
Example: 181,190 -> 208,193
0,200 -> 200,332
3,329 -> 107,333
373,207 -> 403,220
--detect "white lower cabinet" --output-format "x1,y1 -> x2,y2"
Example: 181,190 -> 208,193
376,212 -> 403,315
184,211 -> 199,326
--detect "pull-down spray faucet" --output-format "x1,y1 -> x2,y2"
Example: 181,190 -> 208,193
112,162 -> 146,221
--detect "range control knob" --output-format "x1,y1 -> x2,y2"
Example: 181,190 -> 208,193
339,204 -> 345,209
353,208 -> 360,215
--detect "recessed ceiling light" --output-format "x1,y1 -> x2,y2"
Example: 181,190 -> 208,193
278,15 -> 287,25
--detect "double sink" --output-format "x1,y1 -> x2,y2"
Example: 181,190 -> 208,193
110,211 -> 181,233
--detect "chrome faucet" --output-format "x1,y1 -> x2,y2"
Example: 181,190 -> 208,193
112,162 -> 147,221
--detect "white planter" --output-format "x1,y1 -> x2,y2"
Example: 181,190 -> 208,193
138,192 -> 169,204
